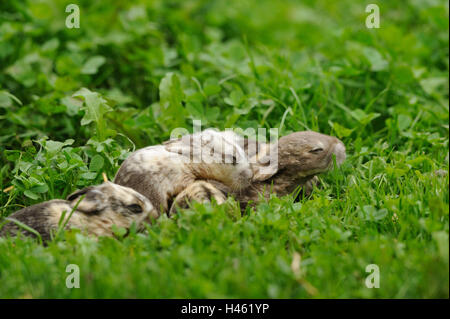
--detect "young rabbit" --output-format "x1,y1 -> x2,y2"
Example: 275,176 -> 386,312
114,129 -> 254,214
169,131 -> 346,213
0,182 -> 158,242
168,180 -> 228,215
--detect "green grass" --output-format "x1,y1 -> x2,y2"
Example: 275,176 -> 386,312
0,0 -> 448,298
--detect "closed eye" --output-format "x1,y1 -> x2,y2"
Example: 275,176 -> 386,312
127,204 -> 143,214
309,148 -> 324,154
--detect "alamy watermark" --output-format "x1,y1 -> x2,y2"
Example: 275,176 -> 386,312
65,4 -> 380,30
365,4 -> 380,29
66,264 -> 80,288
365,264 -> 380,288
65,4 -> 80,29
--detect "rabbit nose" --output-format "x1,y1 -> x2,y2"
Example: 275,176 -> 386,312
332,141 -> 346,166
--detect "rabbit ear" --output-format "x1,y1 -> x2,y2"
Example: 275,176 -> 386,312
163,137 -> 182,145
67,186 -> 107,214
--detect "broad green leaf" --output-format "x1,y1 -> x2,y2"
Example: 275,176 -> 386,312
205,106 -> 220,121
386,166 -> 408,177
61,96 -> 83,116
359,205 -> 389,222
89,155 -> 105,172
224,89 -> 244,106
41,38 -> 60,52
363,47 -> 389,72
420,77 -> 447,95
158,72 -> 186,128
30,184 -> 49,193
44,139 -> 74,155
80,172 -> 98,180
203,78 -> 221,96
350,109 -> 380,125
397,114 -> 412,131
0,90 -> 22,108
432,231 -> 449,260
24,190 -> 39,200
73,88 -> 112,126
185,101 -> 203,118
330,121 -> 354,138
112,225 -> 127,238
81,56 -> 106,75
159,72 -> 184,109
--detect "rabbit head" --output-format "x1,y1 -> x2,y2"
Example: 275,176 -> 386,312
252,131 -> 346,181
67,181 -> 159,227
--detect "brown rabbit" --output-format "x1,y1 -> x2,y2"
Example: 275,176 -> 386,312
0,182 -> 158,242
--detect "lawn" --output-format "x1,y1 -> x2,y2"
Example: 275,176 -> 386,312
0,0 -> 448,298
